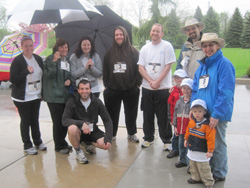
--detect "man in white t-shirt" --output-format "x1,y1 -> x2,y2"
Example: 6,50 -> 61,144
137,23 -> 176,150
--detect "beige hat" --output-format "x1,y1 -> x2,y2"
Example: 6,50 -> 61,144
195,33 -> 225,48
180,18 -> 205,34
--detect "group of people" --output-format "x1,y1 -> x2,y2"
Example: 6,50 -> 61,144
9,17 -> 235,188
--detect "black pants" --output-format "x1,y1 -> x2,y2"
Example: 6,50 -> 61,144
14,99 -> 42,150
141,88 -> 171,143
47,103 -> 68,150
103,87 -> 140,137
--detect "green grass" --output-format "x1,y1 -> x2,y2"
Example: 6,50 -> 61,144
173,48 -> 250,78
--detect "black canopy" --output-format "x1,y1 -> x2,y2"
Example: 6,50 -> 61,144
55,5 -> 133,61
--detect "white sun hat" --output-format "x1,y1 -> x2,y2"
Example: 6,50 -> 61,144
191,99 -> 207,110
180,78 -> 193,90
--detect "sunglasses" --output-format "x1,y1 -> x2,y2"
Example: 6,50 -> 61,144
201,42 -> 217,49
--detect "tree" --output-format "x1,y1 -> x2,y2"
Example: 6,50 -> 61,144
164,9 -> 185,48
203,7 -> 220,34
219,12 -> 229,39
149,0 -> 175,22
128,0 -> 149,27
241,12 -> 250,48
0,5 -> 11,41
225,8 -> 244,47
194,6 -> 203,22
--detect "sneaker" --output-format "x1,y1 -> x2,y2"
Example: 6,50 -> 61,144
112,136 -> 116,141
57,148 -> 69,154
175,161 -> 188,168
24,147 -> 38,155
85,145 -> 96,154
128,134 -> 139,143
141,141 -> 154,148
167,150 -> 179,158
163,143 -> 172,151
37,143 -> 47,151
213,175 -> 226,183
76,149 -> 89,164
206,186 -> 213,188
187,178 -> 202,184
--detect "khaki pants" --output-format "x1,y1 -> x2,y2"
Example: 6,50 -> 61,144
189,159 -> 214,187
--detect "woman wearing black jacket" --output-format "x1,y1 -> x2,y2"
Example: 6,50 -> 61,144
10,36 -> 46,155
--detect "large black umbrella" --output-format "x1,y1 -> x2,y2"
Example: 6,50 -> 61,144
55,5 -> 133,61
7,0 -> 102,25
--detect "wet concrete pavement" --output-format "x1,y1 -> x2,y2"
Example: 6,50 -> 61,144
0,81 -> 250,188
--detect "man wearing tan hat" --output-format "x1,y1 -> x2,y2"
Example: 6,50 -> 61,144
176,18 -> 205,79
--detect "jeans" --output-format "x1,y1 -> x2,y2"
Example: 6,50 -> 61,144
179,134 -> 188,164
171,133 -> 179,152
210,121 -> 228,178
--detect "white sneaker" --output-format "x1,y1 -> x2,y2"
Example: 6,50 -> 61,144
24,147 -> 38,155
163,143 -> 172,151
76,149 -> 88,164
128,134 -> 139,143
141,141 -> 154,148
37,143 -> 47,151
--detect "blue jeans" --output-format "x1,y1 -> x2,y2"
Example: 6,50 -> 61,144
210,121 -> 228,178
179,134 -> 188,164
172,133 -> 179,152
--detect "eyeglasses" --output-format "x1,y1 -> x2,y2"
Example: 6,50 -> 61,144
201,43 -> 217,49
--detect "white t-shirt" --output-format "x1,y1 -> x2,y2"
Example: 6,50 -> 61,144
137,40 -> 176,90
187,149 -> 210,162
80,98 -> 91,110
12,55 -> 42,102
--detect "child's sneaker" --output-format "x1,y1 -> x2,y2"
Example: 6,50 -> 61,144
141,141 -> 154,148
76,149 -> 88,164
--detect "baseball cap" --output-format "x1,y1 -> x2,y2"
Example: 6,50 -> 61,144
191,99 -> 207,110
180,78 -> 193,89
173,69 -> 188,78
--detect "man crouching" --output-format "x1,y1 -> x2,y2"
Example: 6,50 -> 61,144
62,79 -> 112,164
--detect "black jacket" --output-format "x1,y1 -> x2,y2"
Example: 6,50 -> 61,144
10,53 -> 44,100
62,93 -> 113,143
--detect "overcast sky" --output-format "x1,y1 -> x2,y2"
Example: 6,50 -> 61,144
2,0 -> 250,28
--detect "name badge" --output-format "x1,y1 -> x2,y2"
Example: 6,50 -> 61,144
113,62 -> 126,73
88,123 -> 94,132
28,80 -> 41,92
61,60 -> 70,72
199,74 -> 209,89
146,62 -> 161,74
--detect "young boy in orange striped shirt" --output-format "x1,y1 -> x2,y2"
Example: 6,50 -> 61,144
184,99 -> 216,188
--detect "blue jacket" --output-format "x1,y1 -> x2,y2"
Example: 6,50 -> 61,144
191,49 -> 235,121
